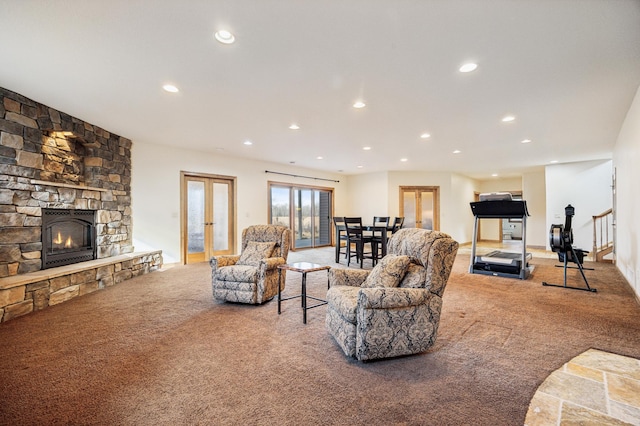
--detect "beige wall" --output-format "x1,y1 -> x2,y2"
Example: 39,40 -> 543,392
476,177 -> 523,242
523,170 -> 547,247
613,84 -> 640,298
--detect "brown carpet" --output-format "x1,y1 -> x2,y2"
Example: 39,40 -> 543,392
1,249 -> 639,426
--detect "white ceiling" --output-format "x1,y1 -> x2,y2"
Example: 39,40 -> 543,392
1,0 -> 639,180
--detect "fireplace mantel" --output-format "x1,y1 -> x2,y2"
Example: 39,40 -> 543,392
30,179 -> 109,192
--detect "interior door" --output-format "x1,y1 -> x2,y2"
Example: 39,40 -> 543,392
400,186 -> 439,230
183,174 -> 234,264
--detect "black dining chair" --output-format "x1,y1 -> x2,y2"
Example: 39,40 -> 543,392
344,217 -> 375,268
391,217 -> 405,234
333,216 -> 348,263
371,216 -> 390,262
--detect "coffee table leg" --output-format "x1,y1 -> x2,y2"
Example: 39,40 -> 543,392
302,271 -> 307,324
278,269 -> 282,314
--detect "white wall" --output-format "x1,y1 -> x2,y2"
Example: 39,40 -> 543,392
132,141 -> 347,263
343,172 -> 389,220
545,160 -> 613,252
449,173 -> 477,244
613,85 -> 640,298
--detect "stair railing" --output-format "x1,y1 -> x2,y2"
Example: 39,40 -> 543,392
592,208 -> 613,262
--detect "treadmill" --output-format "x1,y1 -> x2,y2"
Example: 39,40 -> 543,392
469,193 -> 532,279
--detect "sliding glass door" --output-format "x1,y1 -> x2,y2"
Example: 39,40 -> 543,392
269,183 -> 332,250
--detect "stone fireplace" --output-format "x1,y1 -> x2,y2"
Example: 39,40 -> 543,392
0,87 -> 162,323
0,87 -> 134,277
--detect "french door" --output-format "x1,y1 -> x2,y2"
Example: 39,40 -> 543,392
269,183 -> 332,250
182,172 -> 235,264
400,186 -> 440,230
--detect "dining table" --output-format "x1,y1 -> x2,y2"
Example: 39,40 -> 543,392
334,223 -> 394,264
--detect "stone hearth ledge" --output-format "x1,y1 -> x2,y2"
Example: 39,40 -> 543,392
0,251 -> 161,290
0,250 -> 162,323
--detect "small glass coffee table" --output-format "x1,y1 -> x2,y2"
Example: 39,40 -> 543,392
277,262 -> 331,324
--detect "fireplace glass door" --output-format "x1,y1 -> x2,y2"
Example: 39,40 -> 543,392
49,220 -> 91,251
42,209 -> 97,269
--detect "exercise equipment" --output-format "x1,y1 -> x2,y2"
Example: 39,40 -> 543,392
469,193 -> 531,279
542,204 -> 596,292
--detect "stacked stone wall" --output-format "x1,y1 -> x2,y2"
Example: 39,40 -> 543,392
0,87 -> 133,278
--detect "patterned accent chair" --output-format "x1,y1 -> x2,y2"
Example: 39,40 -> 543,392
325,228 -> 458,361
210,225 -> 291,304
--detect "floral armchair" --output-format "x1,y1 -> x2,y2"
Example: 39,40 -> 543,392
210,225 -> 291,304
325,228 -> 458,361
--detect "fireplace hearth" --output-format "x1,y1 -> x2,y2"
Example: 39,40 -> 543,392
42,209 -> 97,269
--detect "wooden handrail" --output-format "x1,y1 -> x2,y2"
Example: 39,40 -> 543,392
592,208 -> 613,262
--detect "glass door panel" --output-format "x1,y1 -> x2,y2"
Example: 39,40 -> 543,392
403,191 -> 417,228
420,190 -> 434,230
270,186 -> 290,227
213,182 -> 230,251
187,180 -> 206,262
293,189 -> 313,248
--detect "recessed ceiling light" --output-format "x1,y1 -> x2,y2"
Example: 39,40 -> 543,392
550,160 -> 558,164
400,158 -> 408,162
491,173 -> 499,177
521,139 -> 532,144
316,156 -> 323,160
420,133 -> 431,139
363,146 -> 371,151
357,165 -> 364,169
459,63 -> 478,73
214,30 -> 235,44
353,101 -> 366,109
243,140 -> 253,146
453,150 -> 461,154
162,84 -> 179,93
289,124 -> 300,130
502,115 -> 516,123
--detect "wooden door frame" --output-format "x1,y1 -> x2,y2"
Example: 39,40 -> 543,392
180,171 -> 237,264
399,186 -> 440,230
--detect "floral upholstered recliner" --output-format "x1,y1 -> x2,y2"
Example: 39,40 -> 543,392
210,225 -> 291,304
325,228 -> 458,361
